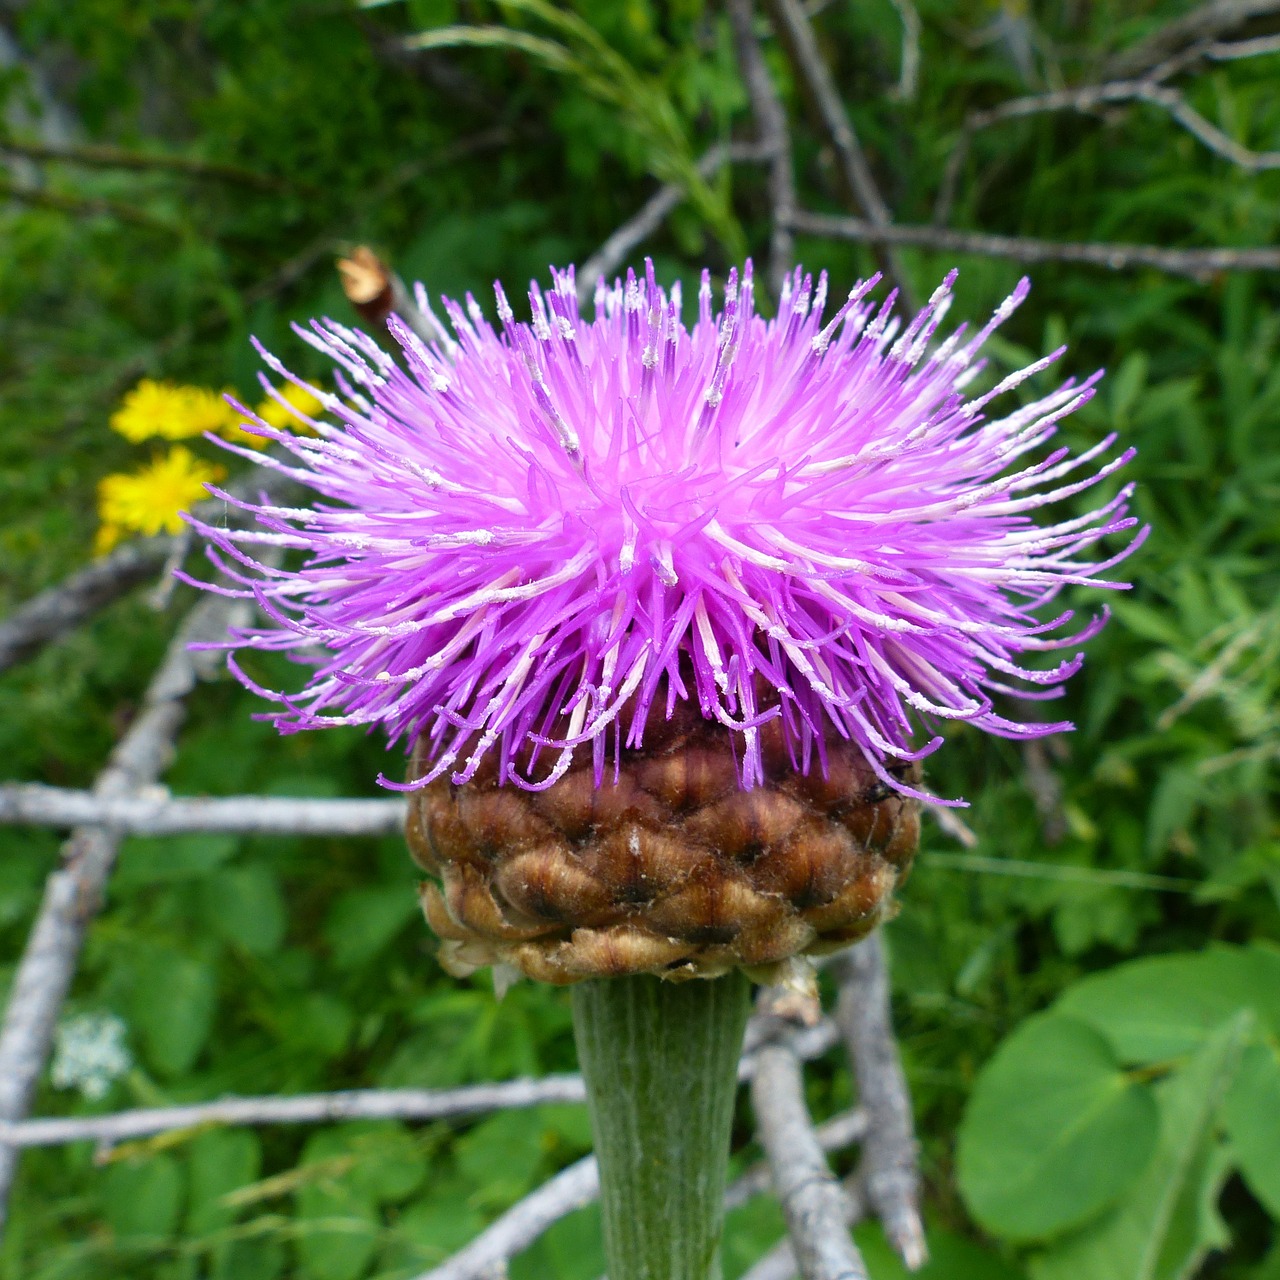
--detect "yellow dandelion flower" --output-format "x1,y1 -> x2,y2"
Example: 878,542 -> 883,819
257,381 -> 325,432
109,380 -> 239,443
95,446 -> 226,556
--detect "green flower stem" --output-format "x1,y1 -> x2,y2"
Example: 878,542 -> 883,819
571,970 -> 751,1280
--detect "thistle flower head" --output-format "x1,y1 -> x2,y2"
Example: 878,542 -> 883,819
187,262 -> 1144,800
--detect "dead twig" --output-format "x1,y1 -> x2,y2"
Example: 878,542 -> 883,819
887,0 -> 921,101
0,179 -> 180,232
740,1184 -> 865,1280
938,76 -> 1280,224
1022,740 -> 1068,846
0,139 -> 303,192
576,140 -> 772,307
5,1014 -> 838,1154
831,937 -> 926,1271
0,1077 -> 587,1152
0,539 -> 173,675
922,798 -> 979,848
0,785 -> 407,838
751,995 -> 870,1280
0,468 -> 298,679
727,0 -> 797,298
1209,31 -> 1280,56
416,1155 -> 600,1280
762,0 -> 916,309
1102,0 -> 1280,80
419,1108 -> 867,1280
0,591 -> 254,1233
239,127 -> 511,316
790,208 -> 1280,277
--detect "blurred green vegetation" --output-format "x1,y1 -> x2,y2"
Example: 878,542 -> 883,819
1,0 -> 1278,1277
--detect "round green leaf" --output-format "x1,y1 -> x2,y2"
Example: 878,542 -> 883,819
957,1013 -> 1159,1242
1057,944 -> 1280,1063
103,1154 -> 183,1240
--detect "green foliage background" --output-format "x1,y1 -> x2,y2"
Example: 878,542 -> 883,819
1,1 -> 1278,1277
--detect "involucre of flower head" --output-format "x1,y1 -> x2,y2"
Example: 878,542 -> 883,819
185,262 -> 1145,801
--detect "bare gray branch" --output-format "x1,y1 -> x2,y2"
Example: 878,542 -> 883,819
791,209 -> 1280,277
420,1108 -> 867,1280
0,1077 -> 587,1151
887,0 -> 921,100
922,799 -> 979,849
727,0 -> 797,297
832,937 -> 925,1271
576,141 -> 771,307
762,0 -> 915,308
0,591 -> 255,1233
944,78 -> 1280,197
1103,0 -> 1280,80
0,539 -> 173,675
0,468 -> 298,678
7,1015 -> 838,1152
1208,31 -> 1280,56
0,784 -> 407,837
417,1155 -> 599,1280
751,1023 -> 869,1280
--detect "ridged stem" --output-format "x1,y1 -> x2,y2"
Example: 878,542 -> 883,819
571,971 -> 751,1280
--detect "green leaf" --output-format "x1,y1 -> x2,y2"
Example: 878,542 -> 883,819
202,866 -> 287,955
324,886 -> 419,971
291,1124 -> 426,1279
210,1238 -> 286,1280
392,1194 -> 486,1271
115,834 -> 238,886
301,1124 -> 426,1205
1145,767 -> 1201,856
294,1182 -> 380,1280
103,1154 -> 184,1240
720,1197 -> 785,1280
347,1124 -> 427,1204
536,1102 -> 593,1153
1029,1013 -> 1250,1280
131,948 -> 218,1076
454,1109 -> 548,1211
186,1129 -> 262,1234
853,1220 -> 1028,1280
957,1013 -> 1159,1242
1222,1041 -> 1280,1217
1251,1241 -> 1280,1280
273,992 -> 353,1059
293,1129 -> 382,1280
510,1207 -> 606,1280
1109,601 -> 1185,648
1058,945 -> 1280,1063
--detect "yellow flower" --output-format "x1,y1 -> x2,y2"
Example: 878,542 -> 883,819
256,381 -> 325,432
95,447 -> 226,555
109,379 -> 239,443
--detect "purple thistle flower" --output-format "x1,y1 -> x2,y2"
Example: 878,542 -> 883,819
185,261 -> 1145,802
